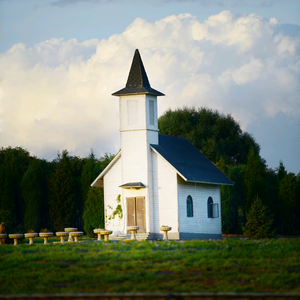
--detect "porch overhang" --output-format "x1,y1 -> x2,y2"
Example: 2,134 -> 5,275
119,182 -> 146,189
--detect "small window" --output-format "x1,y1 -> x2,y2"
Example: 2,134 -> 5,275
187,195 -> 193,217
149,100 -> 154,125
207,197 -> 219,218
127,100 -> 138,125
212,203 -> 219,218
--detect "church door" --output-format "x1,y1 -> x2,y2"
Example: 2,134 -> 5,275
126,197 -> 146,233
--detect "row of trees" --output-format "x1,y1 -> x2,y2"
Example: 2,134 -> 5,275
1,106 -> 299,237
159,107 -> 300,235
217,154 -> 300,235
0,147 -> 113,236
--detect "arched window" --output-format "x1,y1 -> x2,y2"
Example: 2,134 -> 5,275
187,195 -> 193,217
207,197 -> 219,218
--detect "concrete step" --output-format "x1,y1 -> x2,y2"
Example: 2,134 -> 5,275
109,232 -> 150,241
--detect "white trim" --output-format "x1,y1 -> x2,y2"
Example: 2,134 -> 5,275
90,151 -> 122,187
186,180 -> 233,186
121,129 -> 159,132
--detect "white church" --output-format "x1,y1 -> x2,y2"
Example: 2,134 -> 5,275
91,49 -> 233,240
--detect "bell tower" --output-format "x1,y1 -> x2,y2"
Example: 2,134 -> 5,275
112,49 -> 164,233
112,49 -> 164,186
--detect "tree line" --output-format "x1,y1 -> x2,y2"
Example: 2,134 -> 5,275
159,107 -> 300,235
1,106 -> 299,237
0,148 -> 113,237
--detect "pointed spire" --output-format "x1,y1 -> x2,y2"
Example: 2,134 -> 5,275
112,49 -> 164,97
125,49 -> 150,88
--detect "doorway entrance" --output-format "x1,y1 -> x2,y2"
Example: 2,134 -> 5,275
126,197 -> 146,233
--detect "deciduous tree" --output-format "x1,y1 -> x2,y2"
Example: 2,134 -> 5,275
158,107 -> 260,165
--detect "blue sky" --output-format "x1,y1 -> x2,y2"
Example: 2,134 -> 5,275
1,0 -> 300,52
0,0 -> 299,173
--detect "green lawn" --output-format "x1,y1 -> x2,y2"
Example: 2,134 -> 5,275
0,238 -> 299,294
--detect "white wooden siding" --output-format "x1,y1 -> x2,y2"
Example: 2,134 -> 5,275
120,129 -> 150,232
103,157 -> 124,234
127,100 -> 138,125
119,94 -> 158,131
177,176 -> 222,235
150,151 -> 179,234
121,130 -> 148,184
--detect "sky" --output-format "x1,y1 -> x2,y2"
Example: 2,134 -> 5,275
0,0 -> 299,174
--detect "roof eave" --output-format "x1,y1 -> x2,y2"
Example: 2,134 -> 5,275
112,92 -> 165,97
185,179 -> 234,186
112,89 -> 165,97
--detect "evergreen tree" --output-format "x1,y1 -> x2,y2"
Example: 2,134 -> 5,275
0,155 -> 16,229
21,159 -> 45,232
81,150 -> 101,207
277,160 -> 287,182
68,155 -> 85,229
295,174 -> 300,234
48,150 -> 77,231
230,165 -> 247,232
221,164 -> 246,234
83,187 -> 104,237
244,148 -> 268,213
220,185 -> 236,234
243,195 -> 275,239
279,172 -> 298,234
99,153 -> 115,171
81,152 -> 114,235
0,147 -> 32,232
280,173 -> 297,211
265,166 -> 284,234
239,132 -> 260,166
216,158 -> 238,233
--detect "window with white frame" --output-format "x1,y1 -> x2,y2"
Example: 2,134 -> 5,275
207,197 -> 219,218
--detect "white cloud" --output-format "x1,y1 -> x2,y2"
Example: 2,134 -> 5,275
192,11 -> 275,53
0,11 -> 299,172
223,57 -> 264,85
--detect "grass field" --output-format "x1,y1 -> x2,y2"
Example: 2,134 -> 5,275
0,237 -> 299,294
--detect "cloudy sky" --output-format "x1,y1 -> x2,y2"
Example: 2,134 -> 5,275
0,0 -> 299,173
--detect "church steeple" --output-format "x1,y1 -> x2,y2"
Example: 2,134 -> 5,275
112,49 -> 164,97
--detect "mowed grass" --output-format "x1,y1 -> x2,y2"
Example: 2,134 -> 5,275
0,238 -> 299,294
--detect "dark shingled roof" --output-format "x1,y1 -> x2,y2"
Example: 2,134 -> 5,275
112,49 -> 164,97
150,135 -> 234,185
